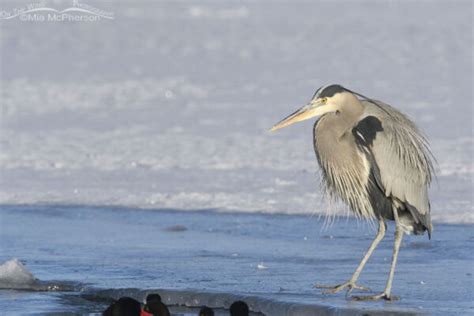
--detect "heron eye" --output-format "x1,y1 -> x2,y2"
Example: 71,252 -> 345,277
321,97 -> 328,104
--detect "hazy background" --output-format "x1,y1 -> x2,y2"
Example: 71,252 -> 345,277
1,0 -> 472,222
0,1 -> 473,315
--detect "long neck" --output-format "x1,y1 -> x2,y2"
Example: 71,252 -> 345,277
314,92 -> 365,141
335,94 -> 364,135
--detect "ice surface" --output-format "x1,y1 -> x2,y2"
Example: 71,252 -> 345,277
0,205 -> 472,315
0,1 -> 472,315
0,1 -> 472,224
89,288 -> 420,316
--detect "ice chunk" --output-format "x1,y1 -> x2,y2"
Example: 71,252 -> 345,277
0,258 -> 36,286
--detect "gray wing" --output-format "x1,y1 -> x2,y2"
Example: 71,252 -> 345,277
354,100 -> 434,234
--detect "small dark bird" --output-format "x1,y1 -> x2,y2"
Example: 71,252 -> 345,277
103,297 -> 141,316
146,293 -> 162,303
143,294 -> 170,316
229,301 -> 249,316
199,306 -> 215,316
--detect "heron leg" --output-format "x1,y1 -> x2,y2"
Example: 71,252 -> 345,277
315,218 -> 386,294
352,210 -> 404,301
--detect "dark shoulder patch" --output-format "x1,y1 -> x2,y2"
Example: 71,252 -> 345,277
352,116 -> 383,147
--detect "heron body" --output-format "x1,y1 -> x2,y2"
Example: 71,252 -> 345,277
271,84 -> 434,300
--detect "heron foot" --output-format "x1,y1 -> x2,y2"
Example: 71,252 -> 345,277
351,292 -> 400,301
314,281 -> 370,294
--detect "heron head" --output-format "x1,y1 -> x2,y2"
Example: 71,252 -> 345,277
270,84 -> 357,131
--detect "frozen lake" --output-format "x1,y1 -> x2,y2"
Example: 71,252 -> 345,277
0,0 -> 472,223
0,0 -> 472,314
0,205 -> 473,315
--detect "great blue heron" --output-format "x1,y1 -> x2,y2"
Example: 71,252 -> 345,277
270,84 -> 434,301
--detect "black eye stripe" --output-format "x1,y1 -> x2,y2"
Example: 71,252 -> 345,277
312,84 -> 346,99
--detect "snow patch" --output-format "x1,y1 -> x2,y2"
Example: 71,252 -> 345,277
0,258 -> 36,287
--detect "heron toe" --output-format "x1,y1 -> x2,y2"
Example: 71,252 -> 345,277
351,292 -> 400,301
315,281 -> 370,294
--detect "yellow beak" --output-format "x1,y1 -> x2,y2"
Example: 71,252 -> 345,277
270,101 -> 338,132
